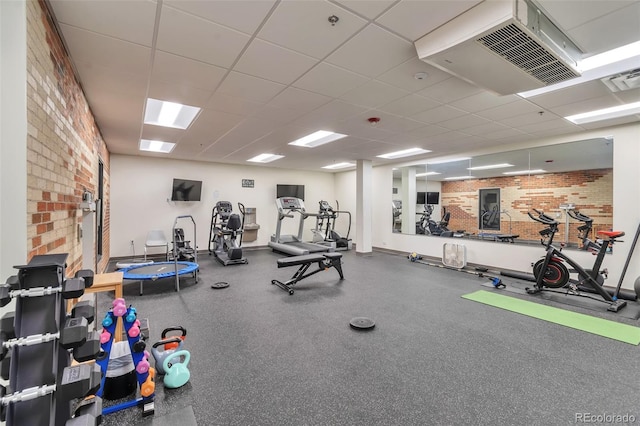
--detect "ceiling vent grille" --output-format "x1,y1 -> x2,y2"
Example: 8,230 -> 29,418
601,69 -> 640,92
415,0 -> 582,95
477,23 -> 580,85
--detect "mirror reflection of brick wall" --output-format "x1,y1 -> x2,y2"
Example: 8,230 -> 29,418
441,169 -> 613,246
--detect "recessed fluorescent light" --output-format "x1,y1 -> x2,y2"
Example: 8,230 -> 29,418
139,139 -> 175,153
322,162 -> 354,170
518,41 -> 640,98
580,41 -> 640,72
564,101 -> 640,124
289,130 -> 347,148
426,157 -> 471,164
144,98 -> 201,129
247,153 -> 284,163
377,147 -> 431,159
503,169 -> 546,175
467,163 -> 514,171
416,172 -> 440,177
444,175 -> 474,181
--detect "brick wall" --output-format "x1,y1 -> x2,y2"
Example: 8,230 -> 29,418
441,169 -> 613,247
26,0 -> 110,274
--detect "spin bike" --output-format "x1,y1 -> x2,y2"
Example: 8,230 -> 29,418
566,208 -> 601,251
527,209 -> 626,312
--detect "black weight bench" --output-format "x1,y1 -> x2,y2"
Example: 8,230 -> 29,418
271,252 -> 344,295
495,234 -> 519,243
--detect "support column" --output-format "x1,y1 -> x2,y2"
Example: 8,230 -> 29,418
356,159 -> 372,255
401,167 -> 416,234
0,0 -> 28,281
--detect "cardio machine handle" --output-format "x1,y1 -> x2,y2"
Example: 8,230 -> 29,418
528,209 -> 558,225
566,209 -> 593,224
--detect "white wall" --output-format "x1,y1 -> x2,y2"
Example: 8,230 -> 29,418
370,123 -> 640,290
110,155 -> 336,257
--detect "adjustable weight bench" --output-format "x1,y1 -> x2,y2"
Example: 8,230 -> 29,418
271,252 -> 344,295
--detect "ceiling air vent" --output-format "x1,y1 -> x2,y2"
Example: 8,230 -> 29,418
601,69 -> 640,92
415,0 -> 582,95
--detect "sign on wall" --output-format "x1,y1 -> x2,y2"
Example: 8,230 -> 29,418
242,179 -> 254,188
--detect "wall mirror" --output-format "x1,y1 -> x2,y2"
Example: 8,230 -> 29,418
392,138 -> 613,250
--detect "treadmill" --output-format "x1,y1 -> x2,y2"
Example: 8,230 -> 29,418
268,197 -> 333,256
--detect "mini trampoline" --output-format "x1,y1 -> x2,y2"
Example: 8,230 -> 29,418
120,261 -> 199,295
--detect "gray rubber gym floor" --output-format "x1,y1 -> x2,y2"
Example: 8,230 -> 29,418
95,249 -> 640,425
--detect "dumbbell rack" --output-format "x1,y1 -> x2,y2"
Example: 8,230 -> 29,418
96,298 -> 155,417
1,253 -> 101,425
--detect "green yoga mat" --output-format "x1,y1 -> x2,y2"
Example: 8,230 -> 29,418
462,290 -> 640,345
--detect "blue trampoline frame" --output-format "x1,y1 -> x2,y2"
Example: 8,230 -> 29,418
121,261 -> 199,295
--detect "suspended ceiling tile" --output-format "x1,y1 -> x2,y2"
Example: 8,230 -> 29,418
376,57 -> 453,92
206,93 -> 264,116
528,80 -> 615,109
258,1 -> 367,59
578,114 -> 640,130
460,122 -> 511,137
326,25 -> 416,78
268,87 -> 332,113
377,94 -> 441,117
438,114 -> 492,131
499,111 -> 560,128
549,95 -> 623,117
417,77 -> 483,104
59,24 -> 151,75
250,104 -> 309,125
234,39 -> 318,85
74,62 -> 148,99
411,104 -> 468,124
216,72 -> 286,103
339,80 -> 409,108
536,0 -> 635,31
375,0 -> 482,41
176,108 -> 245,146
450,91 -> 519,113
475,99 -> 545,121
151,51 -> 227,92
163,0 -> 276,35
334,0 -> 396,20
147,80 -> 213,107
290,100 -> 368,129
292,62 -> 370,98
407,124 -> 450,138
50,0 -> 157,46
157,5 -> 250,68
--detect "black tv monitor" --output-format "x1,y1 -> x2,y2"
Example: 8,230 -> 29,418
171,178 -> 202,201
416,192 -> 426,204
277,184 -> 305,201
426,191 -> 440,205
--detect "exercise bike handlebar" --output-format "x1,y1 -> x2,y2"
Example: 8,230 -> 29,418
566,209 -> 593,223
527,209 -> 558,226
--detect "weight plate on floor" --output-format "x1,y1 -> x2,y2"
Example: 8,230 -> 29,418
350,317 -> 375,330
211,282 -> 229,289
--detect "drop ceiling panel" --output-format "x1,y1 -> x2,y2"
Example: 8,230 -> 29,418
377,94 -> 441,117
350,111 -> 426,133
375,58 -> 453,92
50,0 -> 157,46
438,114 -> 492,131
234,39 -> 318,85
59,24 -> 151,75
267,87 -> 332,112
475,100 -> 545,121
74,62 -> 148,99
614,87 -> 640,103
292,63 -> 370,98
517,118 -> 578,134
528,80 -> 616,109
449,92 -> 519,114
339,80 -> 409,108
250,104 -> 308,125
578,114 -> 640,130
536,0 -> 635,31
334,0 -> 396,20
411,105 -> 468,124
549,95 -> 622,117
417,77 -> 483,104
290,100 -> 368,129
177,109 -> 245,147
408,124 -> 451,138
459,122 -> 511,137
163,0 -> 276,35
258,1 -> 367,59
206,93 -> 263,116
199,117 -> 281,161
157,5 -> 250,68
375,0 -> 482,41
499,111 -> 559,127
140,124 -> 185,144
326,25 -> 416,78
151,51 -> 227,91
216,72 -> 286,103
147,80 -> 213,107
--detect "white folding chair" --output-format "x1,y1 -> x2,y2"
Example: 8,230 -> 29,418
144,230 -> 169,261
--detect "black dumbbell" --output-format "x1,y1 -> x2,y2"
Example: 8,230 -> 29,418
65,414 -> 98,426
0,312 -> 15,339
75,270 -> 94,289
59,363 -> 101,400
6,276 -> 19,291
61,317 -> 88,350
0,285 -> 10,307
72,300 -> 95,325
70,395 -> 102,425
72,331 -> 100,362
62,278 -> 85,300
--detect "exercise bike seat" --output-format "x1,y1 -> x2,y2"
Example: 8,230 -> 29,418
597,230 -> 624,240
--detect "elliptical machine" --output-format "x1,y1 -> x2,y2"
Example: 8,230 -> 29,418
312,200 -> 352,250
416,205 -> 450,236
208,201 -> 248,266
527,209 -> 626,312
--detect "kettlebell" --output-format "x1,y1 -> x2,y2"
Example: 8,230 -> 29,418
161,326 -> 187,350
151,337 -> 184,375
163,350 -> 190,389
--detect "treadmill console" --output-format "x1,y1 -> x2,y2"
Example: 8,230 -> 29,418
278,197 -> 304,210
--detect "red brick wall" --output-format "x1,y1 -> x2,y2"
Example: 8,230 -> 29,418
441,169 -> 613,246
26,0 -> 110,274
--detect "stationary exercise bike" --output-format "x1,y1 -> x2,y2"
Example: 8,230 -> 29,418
527,209 -> 626,312
416,205 -> 451,236
208,201 -> 248,266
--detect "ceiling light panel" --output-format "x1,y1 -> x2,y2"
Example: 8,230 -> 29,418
289,130 -> 348,148
565,101 -> 640,124
467,163 -> 514,171
247,153 -> 285,163
322,162 -> 355,170
139,139 -> 176,153
144,98 -> 201,129
377,147 -> 431,159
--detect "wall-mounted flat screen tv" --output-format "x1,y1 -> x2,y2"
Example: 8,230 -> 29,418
277,184 -> 305,200
171,178 -> 202,201
416,192 -> 426,204
426,191 -> 440,205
